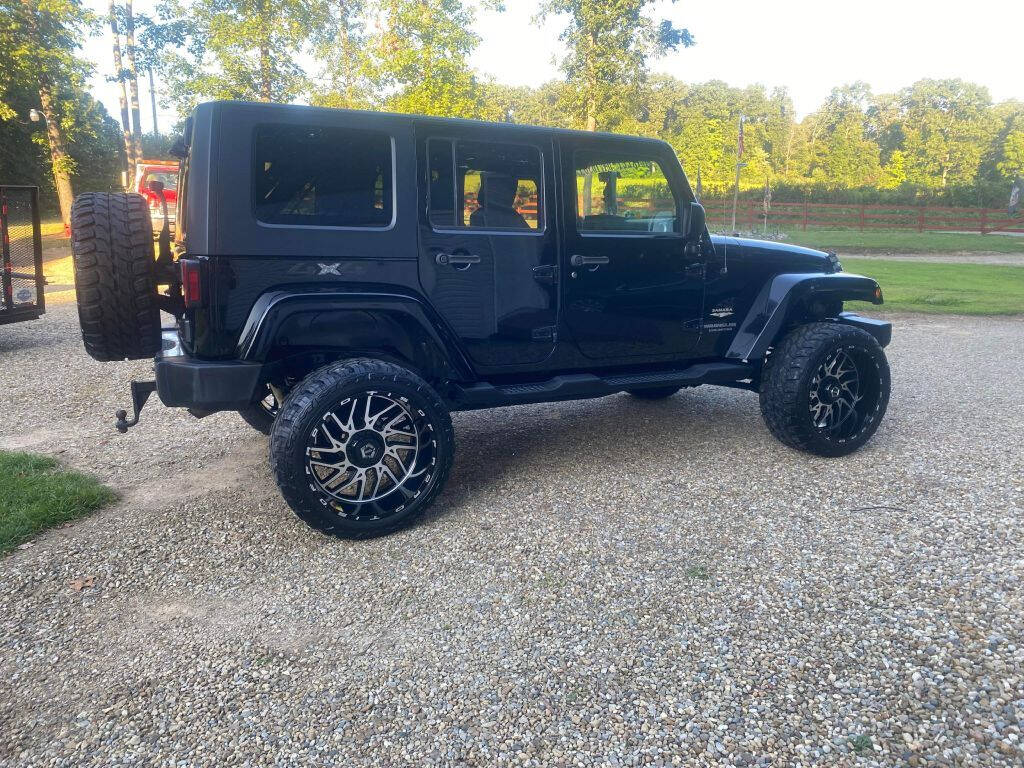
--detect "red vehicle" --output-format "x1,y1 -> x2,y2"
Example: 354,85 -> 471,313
134,161 -> 178,235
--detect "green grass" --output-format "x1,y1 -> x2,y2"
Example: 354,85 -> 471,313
843,258 -> 1024,315
0,452 -> 117,554
782,229 -> 1024,254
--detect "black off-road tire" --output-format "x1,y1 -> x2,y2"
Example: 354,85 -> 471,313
760,322 -> 890,457
70,193 -> 160,362
627,385 -> 682,400
270,359 -> 454,539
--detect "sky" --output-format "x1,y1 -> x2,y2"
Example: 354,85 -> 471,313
82,0 -> 1024,134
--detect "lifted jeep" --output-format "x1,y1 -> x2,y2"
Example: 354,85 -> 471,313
69,101 -> 891,539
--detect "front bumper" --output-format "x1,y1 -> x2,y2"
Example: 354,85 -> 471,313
836,312 -> 892,348
155,330 -> 263,411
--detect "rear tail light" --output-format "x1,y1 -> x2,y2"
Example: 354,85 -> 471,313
180,259 -> 203,307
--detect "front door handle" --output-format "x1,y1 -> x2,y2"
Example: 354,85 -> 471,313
436,253 -> 481,266
570,254 -> 610,268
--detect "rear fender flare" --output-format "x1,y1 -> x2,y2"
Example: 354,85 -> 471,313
726,272 -> 882,361
237,291 -> 474,382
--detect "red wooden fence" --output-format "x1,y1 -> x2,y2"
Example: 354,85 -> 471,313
699,199 -> 1024,235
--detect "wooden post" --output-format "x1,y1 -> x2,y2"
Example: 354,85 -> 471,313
859,204 -> 865,231
917,209 -> 925,233
980,209 -> 988,235
802,200 -> 808,230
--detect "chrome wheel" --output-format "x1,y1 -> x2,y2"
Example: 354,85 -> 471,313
258,388 -> 279,418
305,391 -> 436,520
808,347 -> 878,441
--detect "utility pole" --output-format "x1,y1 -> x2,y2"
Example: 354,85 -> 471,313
730,115 -> 746,233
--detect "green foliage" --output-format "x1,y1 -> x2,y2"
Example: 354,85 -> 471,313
158,0 -> 332,109
897,79 -> 997,188
0,452 -> 117,554
537,0 -> 694,130
0,1 -> 121,214
367,0 -> 493,118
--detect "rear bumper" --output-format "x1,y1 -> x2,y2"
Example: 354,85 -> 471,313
155,330 -> 262,411
837,312 -> 892,348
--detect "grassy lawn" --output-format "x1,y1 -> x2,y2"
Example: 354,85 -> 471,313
843,258 -> 1024,315
783,229 -> 1024,254
0,452 -> 117,555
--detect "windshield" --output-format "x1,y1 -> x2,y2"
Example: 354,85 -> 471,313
143,171 -> 177,191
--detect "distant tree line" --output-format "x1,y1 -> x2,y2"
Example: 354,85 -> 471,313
2,0 -> 1022,221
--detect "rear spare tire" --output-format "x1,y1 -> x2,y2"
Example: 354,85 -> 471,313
70,193 -> 160,362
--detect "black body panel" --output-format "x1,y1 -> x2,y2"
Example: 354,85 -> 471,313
163,101 -> 891,414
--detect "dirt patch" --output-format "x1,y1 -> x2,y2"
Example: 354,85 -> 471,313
845,251 -> 1023,266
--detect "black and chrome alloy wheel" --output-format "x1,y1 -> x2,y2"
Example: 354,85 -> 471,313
808,347 -> 881,441
270,359 -> 454,538
306,391 -> 437,520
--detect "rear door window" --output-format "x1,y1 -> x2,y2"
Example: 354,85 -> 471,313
427,139 -> 543,232
252,124 -> 394,228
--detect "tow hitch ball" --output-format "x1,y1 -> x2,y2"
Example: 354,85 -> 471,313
115,380 -> 157,433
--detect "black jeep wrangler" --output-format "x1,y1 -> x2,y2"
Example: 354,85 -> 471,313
69,101 -> 891,538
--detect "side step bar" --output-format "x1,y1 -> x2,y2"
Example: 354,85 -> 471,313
449,362 -> 756,411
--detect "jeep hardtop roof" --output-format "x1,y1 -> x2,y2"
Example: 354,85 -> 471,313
188,99 -> 675,151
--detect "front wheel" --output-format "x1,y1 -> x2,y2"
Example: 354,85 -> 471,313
270,359 -> 454,539
759,322 -> 890,457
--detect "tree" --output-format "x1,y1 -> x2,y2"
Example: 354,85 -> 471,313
311,1 -> 373,110
1,0 -> 97,228
536,0 -> 694,131
122,0 -> 144,160
107,0 -> 134,169
898,79 -> 996,188
800,84 -> 882,188
157,0 -> 331,112
364,0 -> 496,118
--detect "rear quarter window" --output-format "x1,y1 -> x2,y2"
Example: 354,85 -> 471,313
252,124 -> 395,229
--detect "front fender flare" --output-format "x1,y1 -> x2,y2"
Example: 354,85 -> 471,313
726,272 -> 883,361
236,290 -> 475,381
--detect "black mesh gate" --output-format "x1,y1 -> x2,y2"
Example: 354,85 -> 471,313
0,185 -> 45,325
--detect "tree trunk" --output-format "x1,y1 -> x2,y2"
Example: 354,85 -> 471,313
20,0 -> 74,228
584,31 -> 598,132
124,0 -> 144,163
108,0 -> 134,174
259,40 -> 272,101
148,65 -> 159,135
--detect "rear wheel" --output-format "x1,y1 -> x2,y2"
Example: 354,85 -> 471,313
759,322 -> 890,457
270,359 -> 454,539
627,385 -> 682,400
70,193 -> 160,362
238,385 -> 279,435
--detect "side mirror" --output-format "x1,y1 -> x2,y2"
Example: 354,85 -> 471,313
687,201 -> 706,241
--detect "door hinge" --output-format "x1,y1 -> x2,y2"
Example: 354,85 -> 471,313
531,325 -> 557,342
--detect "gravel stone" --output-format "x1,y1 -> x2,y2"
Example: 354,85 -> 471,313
1,303 -> 1022,767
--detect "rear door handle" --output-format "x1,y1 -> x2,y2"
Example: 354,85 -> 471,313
570,254 -> 610,268
436,253 -> 481,266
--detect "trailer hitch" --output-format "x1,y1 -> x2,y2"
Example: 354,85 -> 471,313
115,380 -> 157,433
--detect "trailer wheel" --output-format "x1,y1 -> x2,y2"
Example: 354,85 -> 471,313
70,193 -> 161,362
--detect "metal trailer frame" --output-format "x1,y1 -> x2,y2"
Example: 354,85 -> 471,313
0,185 -> 45,326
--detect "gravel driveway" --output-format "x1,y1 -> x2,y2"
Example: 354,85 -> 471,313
1,303 -> 1022,767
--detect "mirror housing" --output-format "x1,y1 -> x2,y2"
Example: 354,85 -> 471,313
687,201 -> 706,241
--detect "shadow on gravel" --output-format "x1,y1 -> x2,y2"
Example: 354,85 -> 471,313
426,391 -> 755,524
